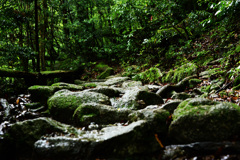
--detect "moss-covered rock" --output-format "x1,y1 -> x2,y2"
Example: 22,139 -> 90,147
73,103 -> 131,126
169,98 -> 240,143
34,120 -> 162,159
3,117 -> 78,157
171,92 -> 193,100
28,85 -> 55,103
47,90 -> 110,124
51,82 -> 83,91
28,83 -> 84,104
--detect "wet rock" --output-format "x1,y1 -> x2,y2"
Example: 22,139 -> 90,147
169,98 -> 240,143
171,92 -> 193,100
34,120 -> 162,159
47,89 -> 110,124
2,117 -> 78,158
160,100 -> 182,113
122,80 -> 143,88
114,87 -> 163,109
86,86 -> 124,97
162,141 -> 240,160
73,103 -> 131,126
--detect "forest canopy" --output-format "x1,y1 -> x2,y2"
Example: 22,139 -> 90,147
0,0 -> 240,73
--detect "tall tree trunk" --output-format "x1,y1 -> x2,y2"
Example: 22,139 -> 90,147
40,0 -> 47,71
35,0 -> 40,72
61,0 -> 69,54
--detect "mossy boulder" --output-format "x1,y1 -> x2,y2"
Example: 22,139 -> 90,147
169,98 -> 240,143
51,82 -> 83,91
171,92 -> 193,100
34,120 -> 162,159
47,90 -> 110,124
73,103 -> 131,126
29,83 -> 84,104
3,117 -> 77,157
28,85 -> 55,103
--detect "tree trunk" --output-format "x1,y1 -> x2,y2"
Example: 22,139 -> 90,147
35,0 -> 40,72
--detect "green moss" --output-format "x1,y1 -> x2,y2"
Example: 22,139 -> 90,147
83,83 -> 97,88
94,63 -> 109,71
133,67 -> 162,83
97,67 -> 114,79
189,79 -> 202,88
172,98 -> 240,121
219,90 -> 227,97
162,63 -> 197,83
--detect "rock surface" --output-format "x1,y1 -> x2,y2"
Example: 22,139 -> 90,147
47,89 -> 110,124
169,98 -> 240,143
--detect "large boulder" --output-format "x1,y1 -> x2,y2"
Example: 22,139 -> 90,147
47,89 -> 110,124
114,87 -> 164,109
28,83 -> 84,104
1,117 -> 77,158
73,103 -> 131,126
34,120 -> 163,159
169,98 -> 240,143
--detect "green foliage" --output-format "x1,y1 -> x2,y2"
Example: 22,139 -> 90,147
132,66 -> 162,83
162,63 -> 198,83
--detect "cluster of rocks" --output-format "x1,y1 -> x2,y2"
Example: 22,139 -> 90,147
1,71 -> 240,159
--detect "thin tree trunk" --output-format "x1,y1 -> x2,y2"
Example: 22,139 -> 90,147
35,0 -> 40,72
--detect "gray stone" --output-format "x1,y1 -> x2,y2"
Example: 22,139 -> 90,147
102,77 -> 130,86
122,80 -> 143,88
114,87 -> 163,109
